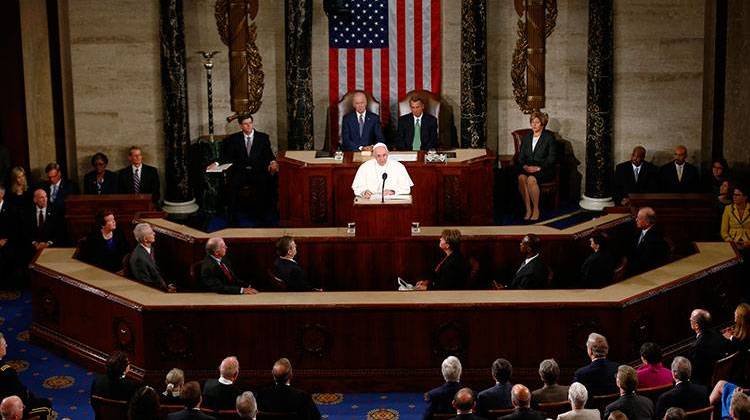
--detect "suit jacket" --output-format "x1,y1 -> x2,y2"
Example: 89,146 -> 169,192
612,161 -> 659,204
477,382 -> 513,419
579,250 -> 615,288
603,393 -> 654,420
79,228 -> 129,272
83,170 -> 119,195
202,379 -> 241,411
118,164 -> 161,203
90,373 -> 138,402
531,384 -> 569,406
395,113 -> 439,150
423,381 -> 463,420
689,329 -> 729,385
517,130 -> 558,180
274,257 -> 314,291
220,130 -> 275,178
256,383 -> 321,420
508,256 -> 548,289
40,179 -> 79,214
199,255 -> 245,294
129,244 -> 169,291
573,358 -> 619,397
341,111 -> 384,151
20,206 -> 64,250
167,408 -> 216,420
0,200 -> 14,240
654,381 -> 709,419
627,226 -> 670,276
498,407 -> 546,420
431,252 -> 468,290
0,363 -> 49,411
556,409 -> 601,420
659,161 -> 700,193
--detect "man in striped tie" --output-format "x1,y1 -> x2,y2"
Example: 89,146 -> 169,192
117,146 -> 161,204
395,96 -> 438,151
199,237 -> 257,295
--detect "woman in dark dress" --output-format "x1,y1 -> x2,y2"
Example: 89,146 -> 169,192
580,232 -> 616,288
517,111 -> 558,221
83,152 -> 119,195
5,166 -> 31,211
416,229 -> 467,290
79,209 -> 129,272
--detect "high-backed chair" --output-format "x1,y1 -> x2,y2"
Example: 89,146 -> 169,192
330,91 -> 381,151
398,89 -> 450,148
511,128 -> 561,210
266,269 -> 288,291
637,383 -> 673,404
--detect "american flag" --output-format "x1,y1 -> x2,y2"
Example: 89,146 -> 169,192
328,0 -> 441,148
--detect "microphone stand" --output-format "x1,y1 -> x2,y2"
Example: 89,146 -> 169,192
381,172 -> 388,203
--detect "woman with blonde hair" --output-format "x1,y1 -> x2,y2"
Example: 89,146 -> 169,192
724,303 -> 750,352
6,166 -> 30,209
161,368 -> 185,405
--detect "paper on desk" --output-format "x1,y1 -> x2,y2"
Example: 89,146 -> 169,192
398,277 -> 415,291
205,163 -> 233,173
369,194 -> 411,201
389,153 -> 418,162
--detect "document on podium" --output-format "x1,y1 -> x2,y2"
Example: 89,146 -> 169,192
354,194 -> 412,204
205,163 -> 232,173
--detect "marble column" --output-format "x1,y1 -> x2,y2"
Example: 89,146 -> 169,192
460,0 -> 487,149
579,0 -> 614,211
285,0 -> 314,150
160,0 -> 198,214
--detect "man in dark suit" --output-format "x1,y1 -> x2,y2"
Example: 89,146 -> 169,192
627,207 -> 670,276
423,356 -> 464,420
612,146 -> 659,206
117,146 -> 161,203
394,96 -> 438,151
507,234 -> 549,289
273,236 -> 316,291
90,351 -> 138,403
167,381 -> 215,420
477,358 -> 514,419
0,333 -> 52,413
256,358 -> 321,419
603,365 -> 654,420
499,385 -> 545,420
531,359 -> 569,406
659,145 -> 700,193
209,114 -> 278,226
452,387 -> 487,420
39,162 -> 78,214
200,237 -> 257,294
654,357 -> 709,419
129,223 -> 176,292
688,309 -> 729,385
20,189 -> 64,264
203,356 -> 242,411
235,391 -> 257,419
573,333 -> 619,397
340,91 -> 384,151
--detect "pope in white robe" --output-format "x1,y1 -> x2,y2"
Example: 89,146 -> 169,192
351,143 -> 414,198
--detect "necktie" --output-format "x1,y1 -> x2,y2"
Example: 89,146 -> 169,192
133,168 -> 141,193
677,165 -> 683,182
358,114 -> 364,137
634,166 -> 640,183
38,209 -> 45,228
50,184 -> 58,202
413,119 -> 421,151
638,231 -> 646,246
219,262 -> 234,284
245,135 -> 252,156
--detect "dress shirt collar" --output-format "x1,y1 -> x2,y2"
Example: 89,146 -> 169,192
281,256 -> 297,264
524,253 -> 540,266
357,111 -> 366,120
218,377 -> 233,385
675,161 -> 684,168
244,130 -> 255,140
35,205 -> 47,213
210,255 -> 222,264
632,163 -> 641,171
132,164 -> 142,173
413,114 -> 422,124
0,200 -> 4,211
641,226 -> 652,236
140,243 -> 152,254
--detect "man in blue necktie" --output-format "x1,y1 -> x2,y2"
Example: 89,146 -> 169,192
340,91 -> 384,151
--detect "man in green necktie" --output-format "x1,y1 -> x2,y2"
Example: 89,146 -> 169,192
395,96 -> 438,151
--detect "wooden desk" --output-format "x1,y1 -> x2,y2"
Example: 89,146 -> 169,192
278,149 -> 495,227
64,194 -> 156,243
352,196 -> 413,238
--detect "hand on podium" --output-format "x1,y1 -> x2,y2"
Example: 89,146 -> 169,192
242,287 -> 259,295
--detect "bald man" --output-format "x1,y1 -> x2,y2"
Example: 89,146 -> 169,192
0,396 -> 22,420
340,91 -> 384,151
688,309 -> 730,385
498,385 -> 545,420
203,356 -> 242,411
612,146 -> 659,205
256,358 -> 321,420
627,207 -> 670,276
659,145 -> 700,193
452,388 -> 486,419
200,237 -> 257,295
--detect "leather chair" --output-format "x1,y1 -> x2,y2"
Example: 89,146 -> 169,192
637,383 -> 673,404
329,91 -> 381,151
684,406 -> 714,420
266,269 -> 288,291
511,128 -> 561,210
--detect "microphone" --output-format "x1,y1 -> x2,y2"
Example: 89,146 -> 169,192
381,172 -> 388,203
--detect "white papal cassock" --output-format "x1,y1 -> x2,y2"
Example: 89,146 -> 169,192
351,158 -> 414,196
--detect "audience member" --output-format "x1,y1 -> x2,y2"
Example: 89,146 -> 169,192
654,356 -> 708,419
200,237 -> 257,294
0,396 -> 23,420
452,387 -> 486,420
128,385 -> 160,420
0,334 -> 52,412
731,390 -> 750,420
118,146 -> 161,203
573,333 -> 619,397
79,209 -> 129,272
423,356 -> 464,420
394,95 -> 439,151
202,356 -> 242,411
659,145 -> 700,193
351,143 -> 413,198
704,158 -> 730,195
720,183 -> 750,250
477,358 -> 513,418
129,223 -> 176,292
612,145 -> 659,206
5,167 -> 30,210
168,381 -> 214,420
20,189 -> 64,262
607,410 -> 628,420
579,232 -> 616,288
162,368 -> 185,405
340,91 -> 385,151
663,407 -> 686,420
39,162 -> 78,214
516,111 -> 558,222
531,358 -> 569,406
273,236 -> 315,291
507,234 -> 549,289
256,358 -> 321,419
90,351 -> 138,403
709,380 -> 737,417
556,382 -> 600,420
236,391 -> 257,419
603,365 -> 654,420
83,152 -> 119,195
635,342 -> 672,388
688,308 -> 729,385
416,229 -> 467,290
724,303 -> 750,352
718,180 -> 734,208
499,384 -> 545,420
627,207 -> 670,276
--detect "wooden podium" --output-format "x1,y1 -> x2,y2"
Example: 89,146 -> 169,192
64,194 -> 157,242
352,196 -> 413,239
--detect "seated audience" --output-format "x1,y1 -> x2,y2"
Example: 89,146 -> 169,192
256,358 -> 320,419
394,95 -> 439,151
0,334 -> 52,413
718,180 -> 734,208
5,167 -> 30,210
83,152 -> 119,195
202,356 -> 242,411
556,382 -> 600,420
517,111 -> 558,222
273,236 -> 315,291
627,207 -> 670,276
654,356 -> 708,419
704,158 -> 730,195
39,162 -> 78,214
236,391 -> 257,419
423,356 -> 464,420
128,385 -> 160,420
168,381 -> 214,420
118,146 -> 161,203
636,342 -> 672,388
477,358 -> 514,418
452,387 -> 485,420
129,223 -> 176,292
507,234 -> 549,289
663,407 -> 686,420
688,308 -> 729,385
162,368 -> 185,405
531,358 -> 569,406
416,229 -> 467,290
0,395 -> 54,420
499,384 -> 545,420
90,351 -> 138,403
731,390 -> 750,420
711,381 -> 749,420
79,209 -> 129,272
579,232 -> 616,288
603,365 -> 654,420
340,90 -> 385,151
573,333 -> 619,397
721,183 -> 750,250
20,189 -> 64,263
612,145 -> 659,206
200,237 -> 257,294
724,303 -> 750,352
659,145 -> 700,193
